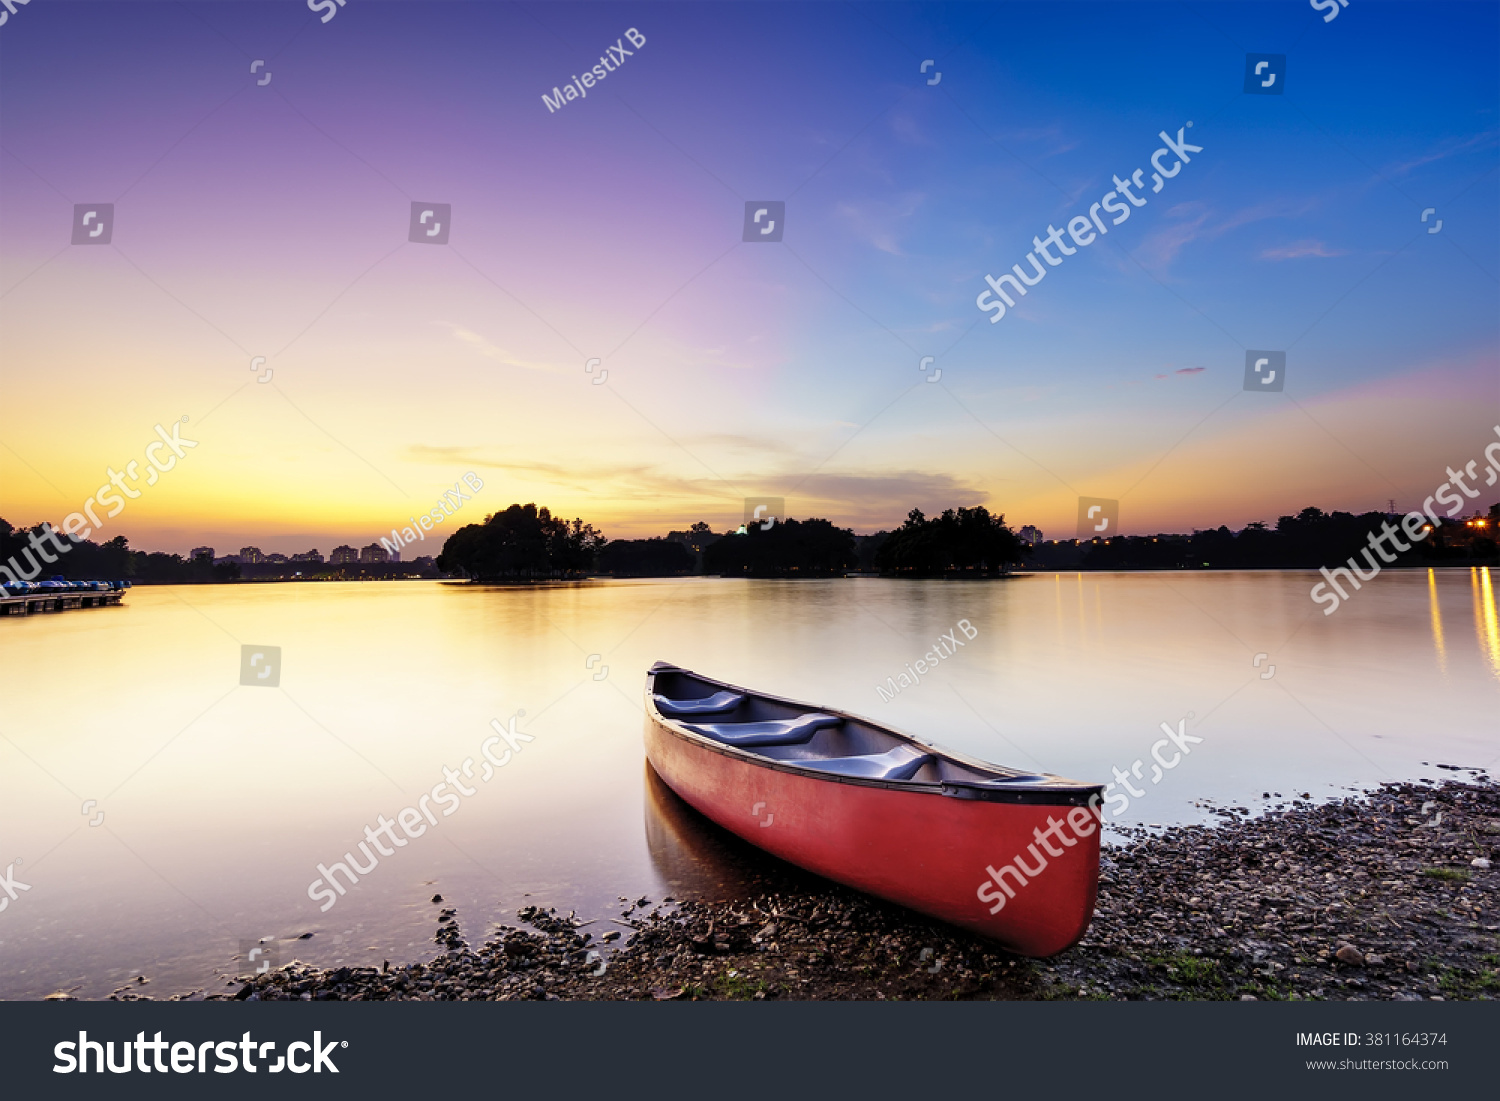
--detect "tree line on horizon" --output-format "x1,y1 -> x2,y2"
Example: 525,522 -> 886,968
433,504 -> 1030,579
1068,504 -> 1499,571
7,499 -> 1493,586
437,501 -> 1499,579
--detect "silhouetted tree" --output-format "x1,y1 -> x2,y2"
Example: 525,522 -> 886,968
703,517 -> 856,577
874,506 -> 1026,576
597,538 -> 696,576
437,503 -> 605,580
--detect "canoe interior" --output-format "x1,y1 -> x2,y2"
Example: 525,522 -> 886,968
649,664 -> 1088,795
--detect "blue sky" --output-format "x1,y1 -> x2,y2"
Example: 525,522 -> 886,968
1,1 -> 1496,548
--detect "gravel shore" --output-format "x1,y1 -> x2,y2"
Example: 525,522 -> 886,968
183,778 -> 1496,1003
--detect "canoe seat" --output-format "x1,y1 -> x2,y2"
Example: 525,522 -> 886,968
790,745 -> 933,781
654,691 -> 744,717
968,774 -> 1049,785
683,713 -> 842,748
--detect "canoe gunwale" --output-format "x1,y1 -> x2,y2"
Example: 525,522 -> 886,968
646,663 -> 1102,808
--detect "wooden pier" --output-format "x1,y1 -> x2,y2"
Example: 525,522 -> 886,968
1,587 -> 128,616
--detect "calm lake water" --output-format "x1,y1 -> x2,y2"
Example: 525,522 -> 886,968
1,571 -> 1496,999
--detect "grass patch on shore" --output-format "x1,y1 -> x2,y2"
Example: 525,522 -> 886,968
1419,867 -> 1472,882
1144,951 -> 1226,994
686,971 -> 772,1001
1436,966 -> 1500,998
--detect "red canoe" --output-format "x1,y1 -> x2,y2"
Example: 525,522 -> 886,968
644,663 -> 1105,958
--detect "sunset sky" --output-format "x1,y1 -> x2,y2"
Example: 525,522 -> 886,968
2,1 -> 1497,554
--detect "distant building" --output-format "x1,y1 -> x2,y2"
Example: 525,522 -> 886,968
411,556 -> 436,569
190,546 -> 214,561
664,525 -> 721,577
667,527 -> 721,554
330,545 -> 359,565
1449,510 -> 1497,552
1018,525 -> 1043,546
239,547 -> 265,564
291,550 -> 324,563
264,553 -> 289,565
359,543 -> 390,564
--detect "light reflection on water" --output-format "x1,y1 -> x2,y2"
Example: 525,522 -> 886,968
0,571 -> 1494,999
1429,569 -> 1446,671
1475,567 -> 1500,677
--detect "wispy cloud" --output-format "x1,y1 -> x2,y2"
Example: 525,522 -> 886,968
834,194 -> 924,256
443,324 -> 562,374
1384,129 -> 1500,177
779,470 -> 995,530
1132,197 -> 1322,271
889,108 -> 934,148
688,433 -> 805,457
1153,366 -> 1207,380
1132,202 -> 1211,269
998,124 -> 1082,160
402,445 -> 718,502
399,444 -> 991,534
1259,239 -> 1347,261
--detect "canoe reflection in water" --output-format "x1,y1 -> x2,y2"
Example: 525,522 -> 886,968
643,761 -> 820,902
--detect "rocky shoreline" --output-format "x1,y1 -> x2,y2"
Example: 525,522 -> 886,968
160,778 -> 1496,1002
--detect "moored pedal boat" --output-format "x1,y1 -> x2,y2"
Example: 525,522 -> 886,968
0,577 -> 129,615
644,663 -> 1105,957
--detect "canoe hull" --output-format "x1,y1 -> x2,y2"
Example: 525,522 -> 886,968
644,715 -> 1100,958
